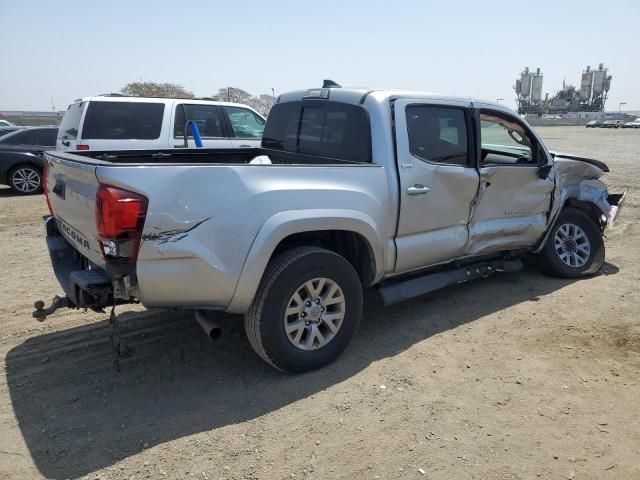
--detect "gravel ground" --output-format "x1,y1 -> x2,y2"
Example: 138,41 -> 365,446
0,127 -> 638,480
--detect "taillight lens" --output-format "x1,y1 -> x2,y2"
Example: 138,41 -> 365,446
43,160 -> 53,215
95,184 -> 148,262
76,144 -> 90,151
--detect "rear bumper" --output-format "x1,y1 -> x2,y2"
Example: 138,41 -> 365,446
606,191 -> 626,228
44,216 -> 113,309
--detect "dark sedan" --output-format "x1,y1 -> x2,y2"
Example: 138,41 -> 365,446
0,127 -> 57,194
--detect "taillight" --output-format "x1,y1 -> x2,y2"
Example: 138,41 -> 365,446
95,184 -> 148,262
76,144 -> 90,151
43,160 -> 53,215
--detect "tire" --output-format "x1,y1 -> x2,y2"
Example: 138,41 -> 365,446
538,208 -> 605,278
245,246 -> 363,373
9,164 -> 42,195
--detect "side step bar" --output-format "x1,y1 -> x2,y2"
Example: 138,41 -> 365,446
378,258 -> 523,306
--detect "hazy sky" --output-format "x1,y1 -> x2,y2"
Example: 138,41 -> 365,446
1,0 -> 638,112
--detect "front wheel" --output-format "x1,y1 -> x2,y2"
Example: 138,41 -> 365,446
538,208 -> 605,278
245,247 -> 363,373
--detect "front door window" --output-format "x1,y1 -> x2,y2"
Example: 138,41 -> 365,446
480,113 -> 536,166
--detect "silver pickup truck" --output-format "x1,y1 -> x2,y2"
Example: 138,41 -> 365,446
35,84 -> 625,372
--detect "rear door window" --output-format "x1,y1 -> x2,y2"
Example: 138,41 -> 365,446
82,102 -> 164,140
223,106 -> 265,138
58,102 -> 84,140
174,104 -> 225,138
405,106 -> 469,166
262,101 -> 371,163
33,129 -> 58,146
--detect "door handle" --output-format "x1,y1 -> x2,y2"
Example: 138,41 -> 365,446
407,184 -> 430,195
238,144 -> 251,148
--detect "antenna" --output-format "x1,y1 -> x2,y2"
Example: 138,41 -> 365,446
322,79 -> 341,88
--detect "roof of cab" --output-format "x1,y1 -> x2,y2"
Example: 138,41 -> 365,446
278,87 -> 513,113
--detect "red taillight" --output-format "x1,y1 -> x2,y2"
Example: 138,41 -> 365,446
76,144 -> 90,151
43,160 -> 53,215
95,184 -> 148,262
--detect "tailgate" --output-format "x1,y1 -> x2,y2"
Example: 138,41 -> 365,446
45,152 -> 105,267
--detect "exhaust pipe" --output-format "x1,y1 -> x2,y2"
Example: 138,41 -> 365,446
194,310 -> 222,340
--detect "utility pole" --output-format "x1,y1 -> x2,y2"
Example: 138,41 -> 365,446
618,102 -> 626,116
271,88 -> 275,102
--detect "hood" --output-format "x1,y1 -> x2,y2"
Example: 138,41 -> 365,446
549,151 -> 609,173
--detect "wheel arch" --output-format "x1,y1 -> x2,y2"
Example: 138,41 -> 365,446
535,195 -> 607,253
227,209 -> 384,314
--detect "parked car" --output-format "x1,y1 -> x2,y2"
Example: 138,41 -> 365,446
57,96 -> 266,151
35,84 -> 625,372
602,119 -> 625,128
0,119 -> 16,127
622,118 -> 640,128
0,127 -> 57,194
585,119 -> 605,128
0,126 -> 24,137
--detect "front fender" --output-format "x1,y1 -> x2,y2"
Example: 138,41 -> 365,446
226,209 -> 385,314
534,178 -> 611,253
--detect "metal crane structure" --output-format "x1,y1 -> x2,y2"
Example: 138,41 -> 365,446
515,64 -> 612,115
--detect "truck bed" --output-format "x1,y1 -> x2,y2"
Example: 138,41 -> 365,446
52,147 -> 371,166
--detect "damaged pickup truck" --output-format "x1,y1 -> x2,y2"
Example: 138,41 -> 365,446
34,83 -> 625,372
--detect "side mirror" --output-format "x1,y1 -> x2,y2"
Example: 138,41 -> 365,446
538,164 -> 552,179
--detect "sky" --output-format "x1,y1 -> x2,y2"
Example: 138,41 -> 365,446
1,0 -> 639,112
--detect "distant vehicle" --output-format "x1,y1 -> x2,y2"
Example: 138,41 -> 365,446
602,119 -> 625,128
585,119 -> 606,128
0,127 -> 57,194
0,119 -> 16,127
622,118 -> 640,129
57,96 -> 266,151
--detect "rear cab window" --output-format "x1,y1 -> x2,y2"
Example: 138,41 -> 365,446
262,101 -> 371,163
82,102 -> 164,140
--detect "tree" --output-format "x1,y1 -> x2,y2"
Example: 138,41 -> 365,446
211,87 -> 253,104
249,94 -> 275,116
120,81 -> 194,99
212,88 -> 274,116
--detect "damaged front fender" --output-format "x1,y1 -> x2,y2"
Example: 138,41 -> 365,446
535,156 -> 626,252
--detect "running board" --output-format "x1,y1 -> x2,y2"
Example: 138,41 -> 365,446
378,258 -> 524,306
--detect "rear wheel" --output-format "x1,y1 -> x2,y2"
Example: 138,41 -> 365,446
245,247 -> 363,373
538,208 -> 604,278
9,165 -> 42,194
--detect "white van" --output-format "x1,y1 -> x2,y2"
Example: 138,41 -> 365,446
56,96 -> 266,151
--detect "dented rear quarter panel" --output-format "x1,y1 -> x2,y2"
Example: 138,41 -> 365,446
94,164 -> 391,309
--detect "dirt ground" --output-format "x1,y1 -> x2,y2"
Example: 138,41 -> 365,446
0,127 -> 638,480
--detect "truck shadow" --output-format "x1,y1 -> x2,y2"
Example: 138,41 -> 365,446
5,263 -> 619,478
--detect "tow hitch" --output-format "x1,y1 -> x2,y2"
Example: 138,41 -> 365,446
32,295 -> 72,322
